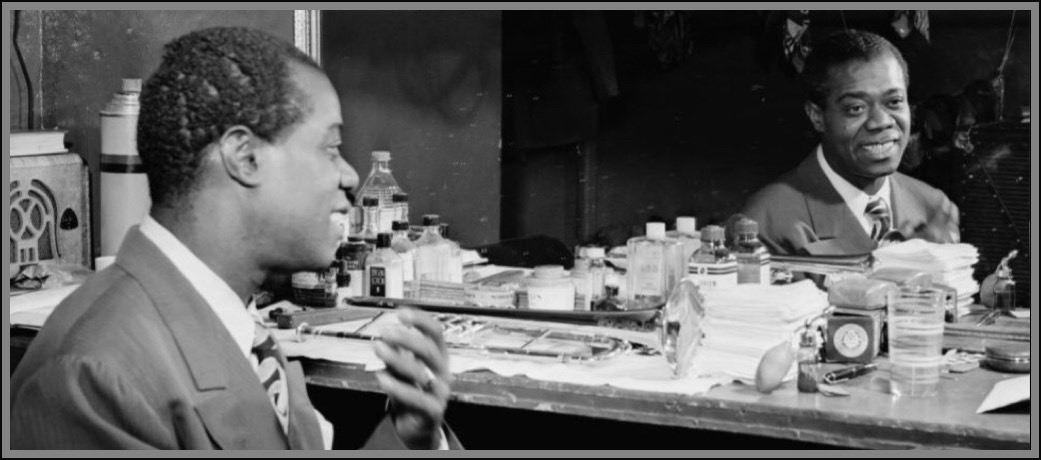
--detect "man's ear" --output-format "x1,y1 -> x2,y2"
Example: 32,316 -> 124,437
804,101 -> 825,133
216,125 -> 263,187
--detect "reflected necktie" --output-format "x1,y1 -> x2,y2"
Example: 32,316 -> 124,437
252,321 -> 290,435
865,197 -> 892,242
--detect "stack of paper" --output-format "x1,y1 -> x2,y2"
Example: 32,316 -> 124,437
873,239 -> 980,311
689,280 -> 830,384
11,131 -> 68,156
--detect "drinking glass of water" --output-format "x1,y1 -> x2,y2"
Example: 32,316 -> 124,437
887,286 -> 945,397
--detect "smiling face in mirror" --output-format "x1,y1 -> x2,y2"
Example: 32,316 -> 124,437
805,53 -> 911,194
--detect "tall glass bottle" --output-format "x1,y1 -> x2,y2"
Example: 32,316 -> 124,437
626,222 -> 686,310
353,150 -> 404,234
586,247 -> 609,306
667,216 -> 701,265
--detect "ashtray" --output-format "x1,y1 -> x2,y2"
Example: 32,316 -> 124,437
983,343 -> 1030,373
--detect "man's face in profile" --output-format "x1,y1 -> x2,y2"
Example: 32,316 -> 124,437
254,63 -> 358,271
809,54 -> 911,187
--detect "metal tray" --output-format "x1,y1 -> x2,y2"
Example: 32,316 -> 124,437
347,296 -> 662,325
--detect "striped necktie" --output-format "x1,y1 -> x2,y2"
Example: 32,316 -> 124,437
252,321 -> 290,435
865,197 -> 892,242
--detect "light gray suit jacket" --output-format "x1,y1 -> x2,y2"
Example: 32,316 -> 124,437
11,226 -> 416,449
741,152 -> 960,256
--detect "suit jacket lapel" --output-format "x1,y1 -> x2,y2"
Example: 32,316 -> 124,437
285,361 -> 326,449
115,227 -> 290,449
794,154 -> 876,255
888,173 -> 928,238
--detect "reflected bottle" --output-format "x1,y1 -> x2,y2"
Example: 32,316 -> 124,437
390,220 -> 416,283
734,218 -> 771,285
414,214 -> 452,282
689,225 -> 737,293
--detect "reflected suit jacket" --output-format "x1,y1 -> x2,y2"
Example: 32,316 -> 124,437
11,227 -> 419,449
741,152 -> 960,256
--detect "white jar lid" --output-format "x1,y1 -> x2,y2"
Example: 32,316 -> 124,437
585,247 -> 605,258
676,217 -> 697,234
534,265 -> 566,279
646,222 -> 667,240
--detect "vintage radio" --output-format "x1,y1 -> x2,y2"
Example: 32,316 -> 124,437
9,153 -> 91,276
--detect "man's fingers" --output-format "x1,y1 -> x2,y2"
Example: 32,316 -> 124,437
375,370 -> 448,417
395,308 -> 447,353
379,323 -> 450,377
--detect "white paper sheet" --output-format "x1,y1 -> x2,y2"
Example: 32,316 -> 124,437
976,375 -> 1030,414
9,284 -> 80,328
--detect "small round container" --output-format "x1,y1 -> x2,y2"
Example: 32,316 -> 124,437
292,270 -> 337,308
983,343 -> 1030,373
526,265 -> 575,311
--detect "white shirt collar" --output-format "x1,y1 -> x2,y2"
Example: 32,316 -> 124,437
138,215 -> 256,358
816,145 -> 892,235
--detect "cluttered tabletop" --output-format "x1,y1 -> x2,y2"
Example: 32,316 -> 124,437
9,233 -> 1032,450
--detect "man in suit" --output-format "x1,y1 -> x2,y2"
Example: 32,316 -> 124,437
12,27 -> 455,450
742,29 -> 959,256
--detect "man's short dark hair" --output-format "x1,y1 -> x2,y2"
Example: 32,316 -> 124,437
138,27 -> 322,209
802,29 -> 909,107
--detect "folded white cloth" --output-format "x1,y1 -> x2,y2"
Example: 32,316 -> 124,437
874,239 -> 980,301
690,280 -> 829,385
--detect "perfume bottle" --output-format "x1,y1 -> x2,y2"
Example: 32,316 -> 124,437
626,222 -> 685,310
797,328 -> 821,393
666,216 -> 701,265
688,225 -> 737,293
734,218 -> 771,285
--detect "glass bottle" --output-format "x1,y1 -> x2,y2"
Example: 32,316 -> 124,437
734,218 -> 771,285
353,150 -> 404,234
585,247 -> 609,306
797,329 -> 820,393
390,221 -> 417,283
414,214 -> 451,282
688,225 -> 737,293
625,222 -> 686,310
666,216 -> 701,265
392,192 -> 410,229
358,196 -> 380,245
364,233 -> 404,298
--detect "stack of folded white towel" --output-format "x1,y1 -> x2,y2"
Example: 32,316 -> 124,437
873,239 -> 980,313
689,280 -> 830,384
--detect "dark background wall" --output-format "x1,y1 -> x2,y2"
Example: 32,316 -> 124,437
322,11 -> 502,247
502,10 -> 1031,249
10,10 -> 293,257
9,9 -> 1031,259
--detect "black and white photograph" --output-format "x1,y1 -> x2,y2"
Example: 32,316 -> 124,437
4,5 -> 1036,453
